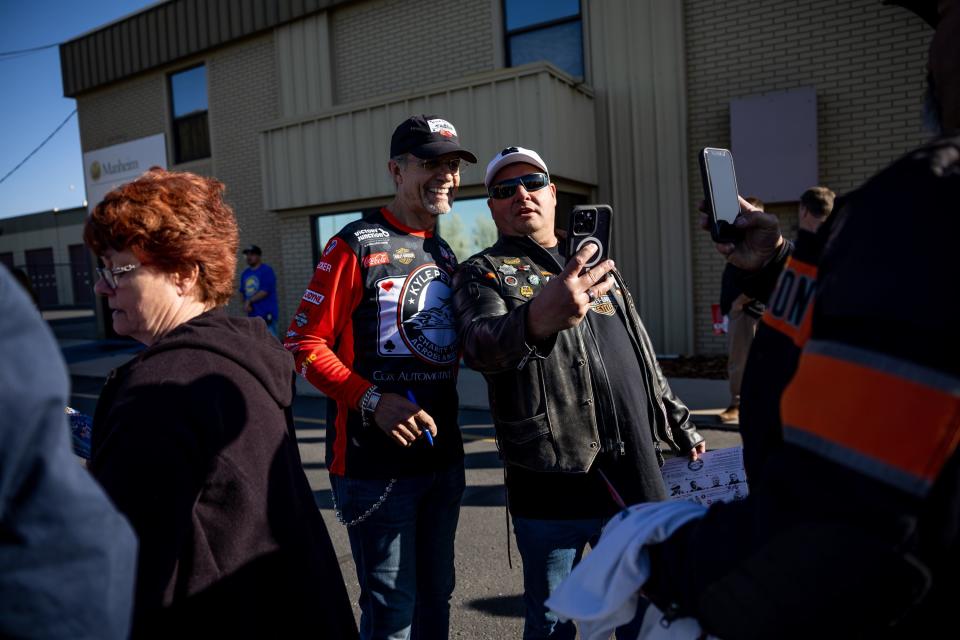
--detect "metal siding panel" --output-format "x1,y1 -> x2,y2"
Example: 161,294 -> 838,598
291,21 -> 308,116
303,17 -> 321,114
277,25 -> 295,117
137,15 -> 151,70
189,0 -> 203,51
271,132 -> 292,209
59,44 -> 73,97
243,0 -> 257,35
261,63 -> 596,208
64,42 -> 80,97
317,118 -> 336,203
335,113 -> 356,199
228,0 -> 243,39
90,32 -> 104,89
175,3 -> 188,60
317,13 -> 333,110
275,0 -> 289,24
588,0 -> 691,352
288,124 -> 307,206
303,121 -> 321,204
121,21 -> 134,77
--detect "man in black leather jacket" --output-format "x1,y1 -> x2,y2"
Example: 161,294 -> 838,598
452,146 -> 704,639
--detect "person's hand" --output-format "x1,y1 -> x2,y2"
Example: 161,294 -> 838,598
372,392 -> 438,447
526,244 -> 617,341
689,441 -> 706,461
699,196 -> 783,272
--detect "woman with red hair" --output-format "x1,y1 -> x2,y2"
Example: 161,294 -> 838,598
84,168 -> 357,638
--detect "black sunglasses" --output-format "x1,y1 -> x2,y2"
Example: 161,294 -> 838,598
488,173 -> 550,200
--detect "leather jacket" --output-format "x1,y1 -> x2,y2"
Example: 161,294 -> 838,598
452,234 -> 703,474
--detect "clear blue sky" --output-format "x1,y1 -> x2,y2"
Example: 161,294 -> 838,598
0,1 -> 157,219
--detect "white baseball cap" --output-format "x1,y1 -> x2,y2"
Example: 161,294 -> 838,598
484,146 -> 550,188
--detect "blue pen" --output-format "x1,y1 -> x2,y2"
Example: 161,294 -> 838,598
406,390 -> 434,446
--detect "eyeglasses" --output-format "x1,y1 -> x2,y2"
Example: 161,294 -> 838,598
96,264 -> 139,290
488,173 -> 550,200
415,158 -> 464,173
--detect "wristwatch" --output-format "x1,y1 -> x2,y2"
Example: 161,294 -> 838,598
360,385 -> 381,426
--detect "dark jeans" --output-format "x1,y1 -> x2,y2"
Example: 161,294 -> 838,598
512,516 -> 646,640
331,465 -> 465,640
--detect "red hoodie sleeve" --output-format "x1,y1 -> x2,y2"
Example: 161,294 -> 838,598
284,237 -> 371,410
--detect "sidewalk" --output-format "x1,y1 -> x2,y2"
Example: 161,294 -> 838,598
60,338 -> 734,416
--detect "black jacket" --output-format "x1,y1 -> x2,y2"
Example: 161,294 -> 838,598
90,311 -> 357,638
644,134 -> 960,639
452,234 -> 702,474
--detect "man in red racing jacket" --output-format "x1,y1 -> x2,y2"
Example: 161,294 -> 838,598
284,114 -> 475,639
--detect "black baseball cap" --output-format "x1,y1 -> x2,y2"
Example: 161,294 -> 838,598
390,115 -> 477,162
242,245 -> 262,255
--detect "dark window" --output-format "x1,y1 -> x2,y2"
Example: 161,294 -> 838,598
169,65 -> 210,163
504,0 -> 583,78
25,247 -> 57,308
312,211 -> 364,262
69,244 -> 95,306
0,252 -> 13,270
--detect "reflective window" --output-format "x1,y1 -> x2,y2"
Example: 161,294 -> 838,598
437,198 -> 499,261
169,65 -> 210,163
313,211 -> 364,261
504,0 -> 583,78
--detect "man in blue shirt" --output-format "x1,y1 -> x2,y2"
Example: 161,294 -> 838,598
239,244 -> 279,336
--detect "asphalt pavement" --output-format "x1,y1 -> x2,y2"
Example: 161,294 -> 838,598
63,338 -> 741,638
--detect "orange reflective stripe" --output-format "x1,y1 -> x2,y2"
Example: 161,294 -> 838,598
762,258 -> 817,347
782,341 -> 960,496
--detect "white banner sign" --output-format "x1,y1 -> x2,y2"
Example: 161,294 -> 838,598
82,133 -> 167,212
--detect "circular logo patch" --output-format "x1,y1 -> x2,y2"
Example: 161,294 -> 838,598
398,264 -> 457,365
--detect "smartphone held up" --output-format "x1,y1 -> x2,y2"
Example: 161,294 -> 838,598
566,205 -> 613,270
698,147 -> 744,244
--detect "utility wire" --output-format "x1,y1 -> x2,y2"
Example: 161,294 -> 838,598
0,42 -> 59,57
0,109 -> 77,186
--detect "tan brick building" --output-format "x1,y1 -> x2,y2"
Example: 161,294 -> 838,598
61,0 -> 932,354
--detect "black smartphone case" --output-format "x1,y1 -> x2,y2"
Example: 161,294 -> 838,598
567,204 -> 613,268
698,148 -> 744,244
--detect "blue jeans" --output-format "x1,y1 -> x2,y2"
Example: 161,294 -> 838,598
331,465 -> 465,640
512,516 -> 647,640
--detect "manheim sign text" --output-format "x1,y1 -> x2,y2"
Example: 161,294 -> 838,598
83,134 -> 167,212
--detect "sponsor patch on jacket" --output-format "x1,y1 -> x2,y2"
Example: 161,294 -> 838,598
590,295 -> 616,316
394,247 -> 416,264
294,311 -> 309,327
316,261 -> 333,272
527,274 -> 541,286
302,289 -> 325,305
355,228 -> 391,243
504,275 -> 518,287
323,239 -> 338,256
520,285 -> 534,298
498,264 -> 517,276
503,257 -> 521,265
363,252 -> 391,267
